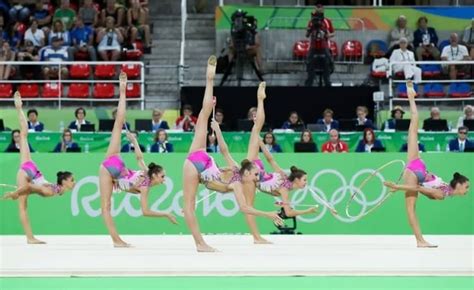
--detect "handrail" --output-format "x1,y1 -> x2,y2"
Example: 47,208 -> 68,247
179,0 -> 187,87
388,60 -> 474,98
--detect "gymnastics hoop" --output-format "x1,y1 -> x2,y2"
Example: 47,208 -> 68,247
274,201 -> 320,209
0,184 -> 17,189
195,191 -> 218,205
345,159 -> 405,220
307,187 -> 338,216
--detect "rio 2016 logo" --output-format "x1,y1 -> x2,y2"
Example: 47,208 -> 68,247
70,167 -> 389,223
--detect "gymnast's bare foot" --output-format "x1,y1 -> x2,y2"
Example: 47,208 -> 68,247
113,239 -> 131,248
417,240 -> 438,248
196,243 -> 218,252
2,192 -> 19,200
14,91 -> 22,109
27,237 -> 46,244
257,81 -> 266,101
254,237 -> 272,244
207,55 -> 217,82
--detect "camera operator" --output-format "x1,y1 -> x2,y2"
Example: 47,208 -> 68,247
220,9 -> 263,86
304,4 -> 335,87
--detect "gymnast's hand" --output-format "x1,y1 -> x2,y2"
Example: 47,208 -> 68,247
268,211 -> 284,226
383,181 -> 398,192
210,119 -> 221,132
126,131 -> 136,142
166,213 -> 178,225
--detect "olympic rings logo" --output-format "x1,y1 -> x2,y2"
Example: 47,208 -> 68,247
288,168 -> 390,223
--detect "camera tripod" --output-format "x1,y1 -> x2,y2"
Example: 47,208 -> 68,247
219,44 -> 264,86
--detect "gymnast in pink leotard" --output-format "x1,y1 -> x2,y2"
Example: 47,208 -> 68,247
383,81 -> 470,248
98,73 -> 177,248
2,92 -> 76,245
182,56 -> 283,253
240,82 -> 317,245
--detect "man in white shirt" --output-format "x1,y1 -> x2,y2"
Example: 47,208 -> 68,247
389,37 -> 421,83
441,33 -> 470,80
24,20 -> 45,47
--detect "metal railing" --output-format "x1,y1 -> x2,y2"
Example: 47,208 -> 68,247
261,17 -> 366,66
388,60 -> 474,98
0,61 -> 145,109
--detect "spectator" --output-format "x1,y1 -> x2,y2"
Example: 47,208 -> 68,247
304,4 -> 335,87
69,17 -> 97,61
100,0 -> 125,31
79,0 -> 98,28
355,128 -> 384,153
294,129 -> 318,153
388,15 -> 414,56
97,16 -> 123,61
462,19 -> 474,60
316,108 -> 339,132
441,33 -> 470,80
33,1 -> 53,35
262,132 -> 282,153
27,109 -> 45,132
321,129 -> 348,153
120,130 -> 145,152
422,107 -> 449,131
53,129 -> 80,152
247,107 -> 257,121
214,108 -> 229,131
457,105 -> 474,129
413,16 -> 440,61
17,41 -> 41,79
68,107 -> 91,131
2,22 -> 21,51
53,0 -> 76,31
389,37 -> 421,83
281,111 -> 305,131
0,42 -> 15,80
49,19 -> 71,46
400,142 -> 426,153
41,36 -> 69,80
24,20 -> 45,48
8,1 -> 30,23
150,129 -> 173,153
127,0 -> 151,51
175,104 -> 197,132
4,130 -> 35,153
206,132 -> 219,153
112,108 -> 130,130
355,106 -> 376,129
151,108 -> 169,131
382,105 -> 405,130
448,126 -> 473,152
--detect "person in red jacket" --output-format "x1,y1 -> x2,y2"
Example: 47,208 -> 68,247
321,129 -> 348,153
175,104 -> 198,132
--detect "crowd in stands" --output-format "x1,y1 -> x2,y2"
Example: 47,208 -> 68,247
373,15 -> 472,85
0,0 -> 151,81
3,104 -> 474,153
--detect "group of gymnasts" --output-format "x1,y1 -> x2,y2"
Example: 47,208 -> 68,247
3,56 -> 470,251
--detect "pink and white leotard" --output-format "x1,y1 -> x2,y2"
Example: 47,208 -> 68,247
102,155 -> 151,192
252,159 -> 292,195
406,158 -> 453,197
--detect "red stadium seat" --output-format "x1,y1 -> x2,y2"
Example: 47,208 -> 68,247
121,64 -> 141,79
342,40 -> 363,61
42,82 -> 63,98
18,84 -> 39,98
124,50 -> 143,60
70,64 -> 90,79
293,40 -> 310,59
68,83 -> 90,99
74,50 -> 90,61
126,83 -> 141,98
94,64 -> 116,79
371,71 -> 386,79
0,83 -> 13,98
93,83 -> 115,99
328,40 -> 338,59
